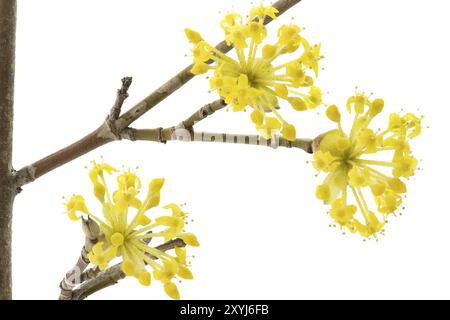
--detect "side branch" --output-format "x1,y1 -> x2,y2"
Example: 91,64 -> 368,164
107,77 -> 133,130
129,128 -> 313,153
179,99 -> 226,129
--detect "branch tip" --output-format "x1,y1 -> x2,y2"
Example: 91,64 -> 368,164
109,76 -> 133,121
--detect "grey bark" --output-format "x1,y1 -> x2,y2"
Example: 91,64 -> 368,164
0,0 -> 17,300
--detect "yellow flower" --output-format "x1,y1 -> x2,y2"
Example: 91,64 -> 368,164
65,195 -> 89,221
357,128 -> 380,153
300,39 -> 321,77
87,242 -> 117,271
312,95 -> 422,238
346,93 -> 371,114
329,199 -> 357,227
312,150 -> 336,173
65,162 -> 199,299
184,28 -> 203,44
185,5 -> 323,142
249,3 -> 279,21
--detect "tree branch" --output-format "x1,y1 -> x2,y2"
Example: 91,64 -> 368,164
192,132 -> 313,152
126,128 -> 313,153
13,0 -> 302,188
0,0 -> 17,300
63,238 -> 186,300
14,124 -> 116,187
179,99 -> 227,130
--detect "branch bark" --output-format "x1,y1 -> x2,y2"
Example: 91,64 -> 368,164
14,0 -> 302,188
14,124 -> 116,187
179,99 -> 227,130
0,0 -> 17,300
127,128 -> 313,153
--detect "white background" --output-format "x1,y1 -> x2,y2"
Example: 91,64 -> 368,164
11,0 -> 450,299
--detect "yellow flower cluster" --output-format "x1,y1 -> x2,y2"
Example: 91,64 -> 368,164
313,94 -> 422,238
65,162 -> 200,299
185,3 -> 323,141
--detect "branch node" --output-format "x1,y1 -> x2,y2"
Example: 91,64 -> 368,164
287,140 -> 293,148
120,127 -> 137,141
158,127 -> 167,144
